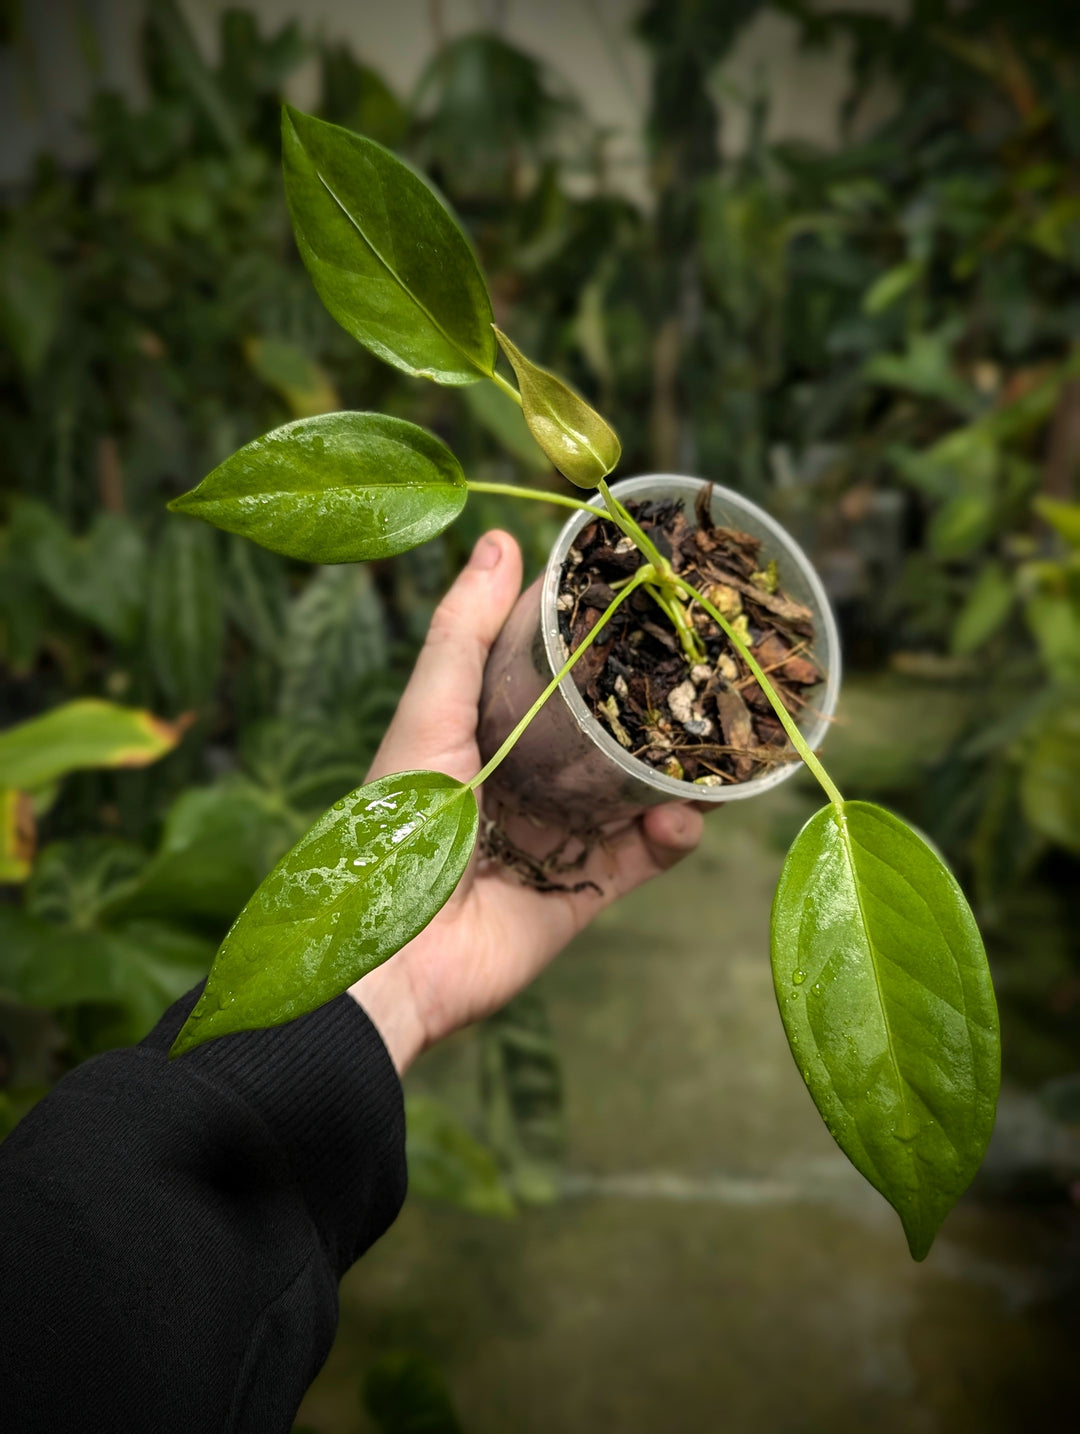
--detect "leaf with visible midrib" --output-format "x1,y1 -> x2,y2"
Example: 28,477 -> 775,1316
771,800 -> 999,1260
170,771 -> 478,1056
282,104 -> 495,384
168,412 -> 468,563
493,327 -> 620,489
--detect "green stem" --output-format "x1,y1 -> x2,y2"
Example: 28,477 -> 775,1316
671,575 -> 845,811
466,480 -> 606,518
596,477 -> 667,571
468,566 -> 654,791
490,370 -> 523,406
649,582 -> 706,663
594,477 -> 703,662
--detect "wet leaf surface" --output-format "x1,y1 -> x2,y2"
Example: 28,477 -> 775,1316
771,800 -> 1000,1259
169,412 -> 467,563
171,771 -> 478,1056
283,105 -> 494,383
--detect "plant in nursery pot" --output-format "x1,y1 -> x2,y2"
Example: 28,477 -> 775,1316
165,105 -> 999,1262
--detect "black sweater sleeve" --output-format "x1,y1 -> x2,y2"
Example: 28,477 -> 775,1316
0,984 -> 407,1433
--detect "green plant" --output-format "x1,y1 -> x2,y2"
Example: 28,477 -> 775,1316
164,105 -> 1000,1261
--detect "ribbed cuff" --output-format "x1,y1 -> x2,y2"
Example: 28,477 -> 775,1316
142,985 -> 407,1277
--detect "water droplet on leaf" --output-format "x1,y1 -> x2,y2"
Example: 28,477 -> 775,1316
792,969 -> 806,985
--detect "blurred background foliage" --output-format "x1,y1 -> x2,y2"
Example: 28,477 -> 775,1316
1,0 -> 1079,1217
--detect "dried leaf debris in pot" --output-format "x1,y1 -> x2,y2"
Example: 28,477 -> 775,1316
557,491 -> 821,786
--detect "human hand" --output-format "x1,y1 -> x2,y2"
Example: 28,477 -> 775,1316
350,530 -> 704,1072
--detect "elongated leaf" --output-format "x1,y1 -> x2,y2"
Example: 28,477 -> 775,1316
279,564 -> 387,721
282,104 -> 494,384
31,506 -> 146,647
0,788 -> 35,883
771,801 -> 999,1261
1034,496 -> 1080,547
480,990 -> 564,1203
170,771 -> 478,1056
0,233 -> 63,379
169,412 -> 467,563
950,560 -> 1013,656
224,538 -> 288,659
148,517 -> 225,707
406,1095 -> 516,1218
1021,705 -> 1080,854
0,700 -> 187,791
493,327 -> 620,488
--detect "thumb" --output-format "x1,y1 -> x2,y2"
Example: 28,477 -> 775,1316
368,530 -> 523,780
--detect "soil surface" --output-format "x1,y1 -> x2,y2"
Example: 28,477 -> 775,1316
558,489 -> 822,787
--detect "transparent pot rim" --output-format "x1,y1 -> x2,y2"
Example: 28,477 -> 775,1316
540,474 -> 842,805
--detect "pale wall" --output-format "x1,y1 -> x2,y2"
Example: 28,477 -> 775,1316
1,0 -> 905,191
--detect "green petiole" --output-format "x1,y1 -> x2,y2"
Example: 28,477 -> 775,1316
490,369 -> 524,406
466,481 -> 606,518
669,574 -> 845,811
468,566 -> 655,791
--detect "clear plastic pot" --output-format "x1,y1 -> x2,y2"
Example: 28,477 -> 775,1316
477,474 -> 841,831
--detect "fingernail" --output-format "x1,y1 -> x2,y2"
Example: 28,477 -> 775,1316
469,535 -> 502,570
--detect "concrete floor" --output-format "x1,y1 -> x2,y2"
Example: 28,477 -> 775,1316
298,677 -> 1080,1433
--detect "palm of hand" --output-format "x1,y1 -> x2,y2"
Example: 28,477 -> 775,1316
351,531 -> 702,1071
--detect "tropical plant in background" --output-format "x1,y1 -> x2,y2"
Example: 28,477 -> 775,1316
1,0 -> 1077,1226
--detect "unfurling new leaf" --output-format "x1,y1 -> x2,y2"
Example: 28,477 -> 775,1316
168,412 -> 468,563
771,801 -> 1000,1260
282,104 -> 495,384
493,327 -> 621,488
170,771 -> 478,1057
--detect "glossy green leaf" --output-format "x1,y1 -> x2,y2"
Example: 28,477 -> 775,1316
1020,705 -> 1080,854
405,1095 -> 516,1218
0,700 -> 187,792
170,770 -> 478,1056
282,104 -> 494,384
279,564 -> 387,721
168,412 -> 467,563
493,327 -> 621,488
771,801 -> 1000,1261
148,517 -> 225,708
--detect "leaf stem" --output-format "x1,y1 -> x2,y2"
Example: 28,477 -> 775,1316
594,478 -> 704,662
670,575 -> 845,811
490,370 -> 523,406
466,481 -> 606,518
596,478 -> 667,571
468,567 -> 654,791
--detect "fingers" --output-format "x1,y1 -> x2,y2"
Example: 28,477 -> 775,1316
639,802 -> 705,872
369,531 -> 523,780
